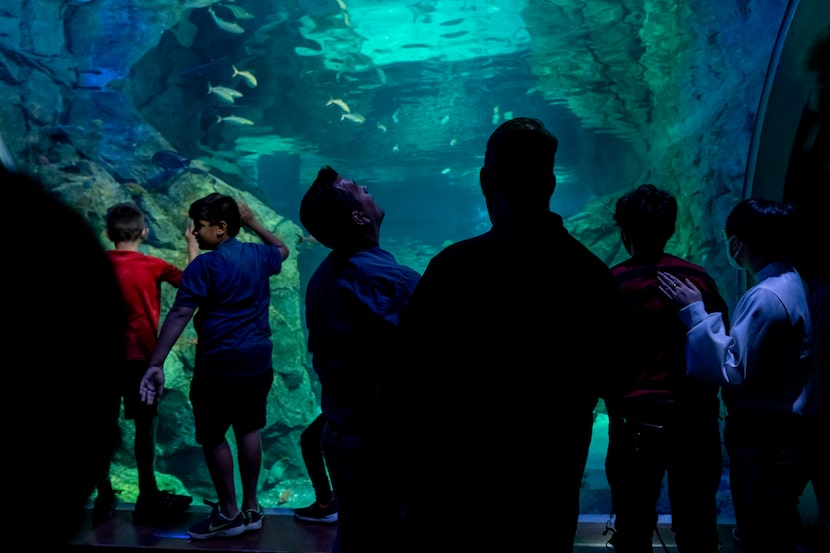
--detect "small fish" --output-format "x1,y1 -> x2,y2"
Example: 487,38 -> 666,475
441,167 -> 451,175
152,150 -> 191,170
449,138 -> 457,147
216,115 -> 255,125
440,115 -> 450,125
392,144 -> 399,153
439,17 -> 465,26
336,0 -> 347,10
341,113 -> 365,124
326,98 -> 350,113
208,6 -> 245,34
392,107 -> 400,124
232,65 -> 257,87
208,82 -> 243,104
376,121 -> 387,133
277,489 -> 292,505
222,4 -> 255,20
374,66 -> 387,85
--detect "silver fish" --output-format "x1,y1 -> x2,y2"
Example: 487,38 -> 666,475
341,113 -> 365,124
327,98 -> 350,113
222,4 -> 255,20
208,6 -> 245,34
208,82 -> 243,104
217,115 -> 255,126
232,65 -> 258,88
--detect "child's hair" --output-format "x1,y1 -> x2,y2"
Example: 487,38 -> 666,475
106,202 -> 145,243
188,193 -> 242,236
613,184 -> 678,250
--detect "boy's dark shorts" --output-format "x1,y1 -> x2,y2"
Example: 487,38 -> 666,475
122,359 -> 158,420
190,369 -> 274,449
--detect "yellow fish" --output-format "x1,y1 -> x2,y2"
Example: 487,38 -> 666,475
341,113 -> 365,124
336,0 -> 347,10
232,65 -> 257,88
208,6 -> 245,34
216,115 -> 255,126
326,98 -> 350,113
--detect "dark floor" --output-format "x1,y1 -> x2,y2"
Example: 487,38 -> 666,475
64,504 -> 756,553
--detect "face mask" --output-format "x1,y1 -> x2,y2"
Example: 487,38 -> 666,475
724,234 -> 746,271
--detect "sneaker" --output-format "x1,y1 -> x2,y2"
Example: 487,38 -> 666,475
187,500 -> 245,539
243,504 -> 265,532
133,490 -> 193,525
92,488 -> 119,527
294,496 -> 338,524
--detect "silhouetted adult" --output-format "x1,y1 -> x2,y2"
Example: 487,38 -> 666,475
387,117 -> 629,552
786,27 -> 830,550
6,167 -> 127,545
604,184 -> 728,552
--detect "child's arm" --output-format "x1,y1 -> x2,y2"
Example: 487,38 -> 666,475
239,201 -> 290,260
140,303 -> 195,405
185,219 -> 199,263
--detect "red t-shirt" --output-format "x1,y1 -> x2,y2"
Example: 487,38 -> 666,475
609,253 -> 729,411
107,250 -> 182,360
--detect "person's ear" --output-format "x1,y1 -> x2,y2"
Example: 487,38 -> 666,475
140,227 -> 149,240
216,220 -> 228,236
351,210 -> 370,225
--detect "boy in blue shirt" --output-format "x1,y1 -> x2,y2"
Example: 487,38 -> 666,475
140,193 -> 289,539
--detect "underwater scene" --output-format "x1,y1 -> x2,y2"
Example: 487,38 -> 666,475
1,0 -> 827,519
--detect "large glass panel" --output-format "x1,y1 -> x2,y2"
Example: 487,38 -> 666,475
2,0 -> 825,520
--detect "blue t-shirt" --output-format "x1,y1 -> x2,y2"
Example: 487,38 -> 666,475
175,237 -> 283,377
305,246 -> 421,430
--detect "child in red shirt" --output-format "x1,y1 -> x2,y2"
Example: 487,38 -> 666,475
94,202 -> 198,527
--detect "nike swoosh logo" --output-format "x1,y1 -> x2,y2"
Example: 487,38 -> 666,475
208,521 -> 234,532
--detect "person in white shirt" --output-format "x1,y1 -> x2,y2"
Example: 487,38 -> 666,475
657,198 -> 816,553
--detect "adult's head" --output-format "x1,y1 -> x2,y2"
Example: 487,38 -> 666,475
724,198 -> 801,272
479,117 -> 558,221
106,202 -> 147,243
299,165 -> 384,250
613,184 -> 677,256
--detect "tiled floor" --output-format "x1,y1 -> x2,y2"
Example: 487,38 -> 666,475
63,505 -> 755,553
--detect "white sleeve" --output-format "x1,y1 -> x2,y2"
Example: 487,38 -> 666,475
680,288 -> 784,386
